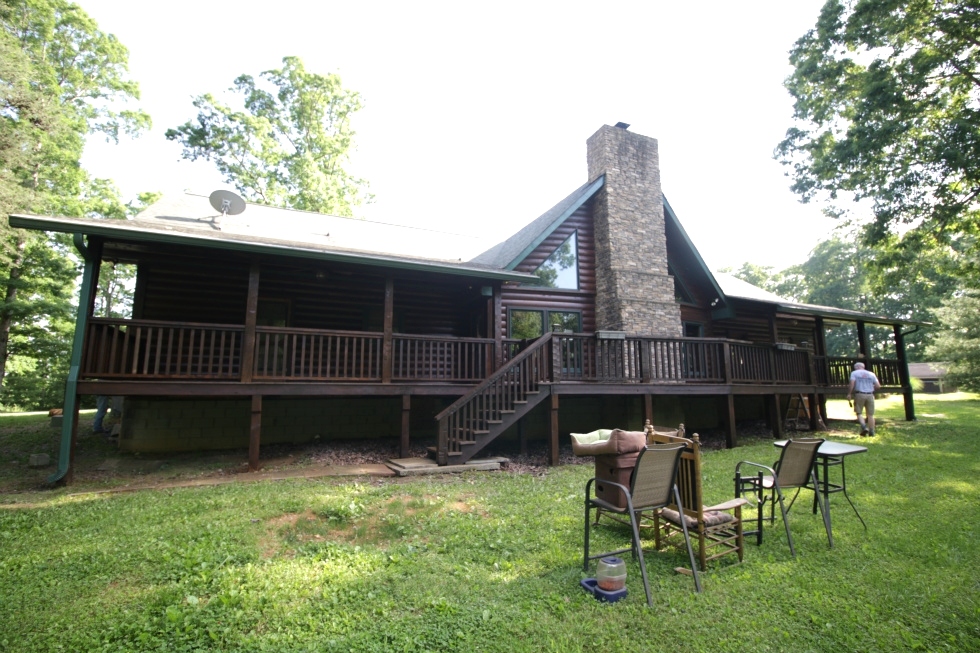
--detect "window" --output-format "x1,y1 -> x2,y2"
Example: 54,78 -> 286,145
683,322 -> 703,338
257,299 -> 290,327
528,232 -> 579,290
509,309 -> 581,339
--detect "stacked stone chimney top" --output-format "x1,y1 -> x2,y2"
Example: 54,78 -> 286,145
587,124 -> 681,337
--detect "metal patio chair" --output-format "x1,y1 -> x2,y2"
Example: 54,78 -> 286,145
584,443 -> 702,606
734,438 -> 832,557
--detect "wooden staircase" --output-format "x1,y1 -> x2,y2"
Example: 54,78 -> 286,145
432,333 -> 554,464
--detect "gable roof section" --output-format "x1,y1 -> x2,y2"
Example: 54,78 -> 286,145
714,272 -> 927,327
9,193 -> 536,283
470,176 -> 604,270
662,196 -> 728,310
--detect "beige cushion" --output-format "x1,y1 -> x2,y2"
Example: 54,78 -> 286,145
570,428 -> 646,456
660,507 -> 735,529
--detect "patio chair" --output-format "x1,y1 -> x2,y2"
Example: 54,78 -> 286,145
647,428 -> 749,573
584,443 -> 702,606
734,438 -> 832,557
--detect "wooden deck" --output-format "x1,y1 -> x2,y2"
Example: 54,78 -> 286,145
77,319 -> 907,464
78,318 -> 902,393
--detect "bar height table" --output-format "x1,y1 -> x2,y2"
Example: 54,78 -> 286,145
774,439 -> 868,533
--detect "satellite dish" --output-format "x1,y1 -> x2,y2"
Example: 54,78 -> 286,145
209,190 -> 246,216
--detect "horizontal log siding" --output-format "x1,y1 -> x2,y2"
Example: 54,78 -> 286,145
500,204 -> 596,337
137,254 -> 249,324
258,263 -> 386,332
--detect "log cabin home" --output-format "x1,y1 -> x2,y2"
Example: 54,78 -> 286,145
9,124 -> 920,482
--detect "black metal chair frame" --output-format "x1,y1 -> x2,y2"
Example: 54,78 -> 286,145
584,443 -> 702,606
734,438 -> 833,557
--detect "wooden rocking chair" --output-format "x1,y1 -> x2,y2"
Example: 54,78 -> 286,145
645,422 -> 749,574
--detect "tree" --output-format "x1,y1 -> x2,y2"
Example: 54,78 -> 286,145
728,234 -> 959,360
0,0 -> 149,395
777,0 -> 980,251
927,289 -> 980,390
166,57 -> 369,216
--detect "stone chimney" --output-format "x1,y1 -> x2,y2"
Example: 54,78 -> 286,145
587,124 -> 681,336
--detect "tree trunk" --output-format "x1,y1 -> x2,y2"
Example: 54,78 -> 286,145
0,234 -> 28,390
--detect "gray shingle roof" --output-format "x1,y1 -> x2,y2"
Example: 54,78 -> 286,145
469,178 -> 603,269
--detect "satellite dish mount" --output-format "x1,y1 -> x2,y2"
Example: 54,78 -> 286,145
208,190 -> 246,229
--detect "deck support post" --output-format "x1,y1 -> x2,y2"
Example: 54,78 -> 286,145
644,394 -> 653,425
768,393 -> 784,439
722,394 -> 737,448
549,393 -> 559,465
518,418 -> 527,456
400,395 -> 411,458
894,325 -> 915,421
248,395 -> 262,471
808,393 -> 821,430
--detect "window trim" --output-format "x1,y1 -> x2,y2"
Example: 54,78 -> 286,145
508,308 -> 583,339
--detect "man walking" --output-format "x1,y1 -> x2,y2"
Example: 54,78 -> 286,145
847,362 -> 881,436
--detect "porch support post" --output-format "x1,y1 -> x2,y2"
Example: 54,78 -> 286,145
400,394 -> 411,458
644,394 -> 653,425
382,277 -> 394,383
249,395 -> 262,471
518,418 -> 527,456
814,317 -> 827,418
856,321 -> 868,359
767,313 -> 779,382
549,393 -> 560,466
51,235 -> 102,484
241,262 -> 260,383
493,284 -> 502,371
894,324 -> 916,421
722,394 -> 737,448
768,313 -> 779,343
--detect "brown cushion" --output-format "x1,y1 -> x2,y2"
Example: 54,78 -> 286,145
661,508 -> 735,529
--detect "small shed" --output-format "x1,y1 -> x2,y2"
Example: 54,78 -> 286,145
908,362 -> 955,394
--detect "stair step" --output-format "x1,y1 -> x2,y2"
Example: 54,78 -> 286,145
513,400 -> 528,405
471,430 -> 489,436
487,420 -> 503,425
500,410 -> 515,415
426,446 -> 463,457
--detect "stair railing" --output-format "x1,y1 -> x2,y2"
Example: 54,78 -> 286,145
434,332 -> 553,464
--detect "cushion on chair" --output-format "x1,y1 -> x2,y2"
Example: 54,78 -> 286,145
571,428 -> 646,456
660,508 -> 735,529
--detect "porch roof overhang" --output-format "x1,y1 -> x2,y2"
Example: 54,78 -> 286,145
8,213 -> 538,283
768,301 -> 929,328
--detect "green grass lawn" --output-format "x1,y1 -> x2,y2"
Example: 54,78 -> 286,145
1,395 -> 978,652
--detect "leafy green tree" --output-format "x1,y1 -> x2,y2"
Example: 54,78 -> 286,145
927,289 -> 980,390
166,56 -> 369,216
728,235 -> 959,360
777,0 -> 980,249
0,0 -> 149,396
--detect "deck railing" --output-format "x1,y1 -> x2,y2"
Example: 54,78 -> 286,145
81,319 -> 903,389
83,318 -> 243,379
391,334 -> 490,382
253,327 -> 384,381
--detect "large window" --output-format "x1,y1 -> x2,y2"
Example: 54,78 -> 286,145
509,309 -> 581,339
529,232 -> 579,290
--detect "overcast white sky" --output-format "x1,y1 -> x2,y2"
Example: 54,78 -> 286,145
77,0 -> 835,271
